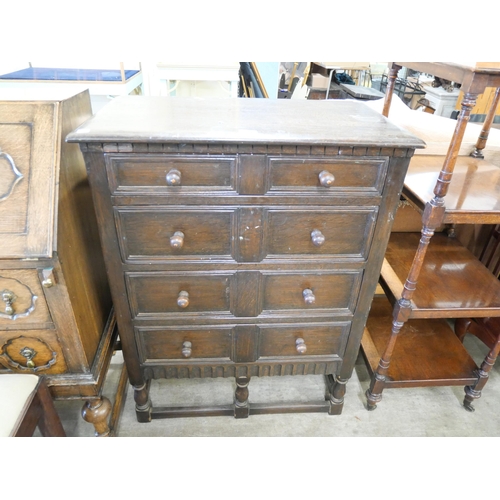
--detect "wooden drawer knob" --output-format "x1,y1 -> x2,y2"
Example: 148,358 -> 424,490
181,341 -> 192,358
170,231 -> 185,249
177,290 -> 190,308
295,338 -> 307,354
318,170 -> 335,187
166,169 -> 181,186
302,288 -> 315,305
311,229 -> 325,247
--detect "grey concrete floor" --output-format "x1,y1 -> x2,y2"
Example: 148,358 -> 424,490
53,332 -> 500,437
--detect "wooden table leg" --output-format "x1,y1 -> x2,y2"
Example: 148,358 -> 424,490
464,335 -> 500,411
471,87 -> 500,158
365,299 -> 410,410
382,63 -> 402,117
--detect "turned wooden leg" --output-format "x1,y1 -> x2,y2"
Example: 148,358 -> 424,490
366,296 -> 411,410
471,87 -> 500,158
134,382 -> 152,423
327,375 -> 349,415
463,334 -> 500,412
365,326 -> 401,411
234,376 -> 250,418
382,63 -> 402,118
82,396 -> 112,437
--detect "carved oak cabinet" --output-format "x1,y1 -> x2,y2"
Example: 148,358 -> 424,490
0,90 -> 116,435
68,96 -> 423,421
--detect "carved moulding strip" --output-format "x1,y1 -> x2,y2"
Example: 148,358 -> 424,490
81,142 -> 414,158
0,149 -> 24,201
143,359 -> 341,380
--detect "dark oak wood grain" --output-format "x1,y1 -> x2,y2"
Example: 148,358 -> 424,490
67,97 -> 424,149
69,97 -> 422,420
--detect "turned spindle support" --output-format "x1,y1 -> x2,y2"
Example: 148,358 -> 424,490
463,333 -> 500,412
365,90 -> 479,410
382,64 -> 402,118
134,382 -> 152,422
234,376 -> 250,418
81,396 -> 112,437
327,375 -> 349,415
471,87 -> 500,159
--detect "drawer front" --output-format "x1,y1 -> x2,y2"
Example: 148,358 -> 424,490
268,156 -> 388,195
127,270 -> 361,318
137,325 -> 233,362
266,208 -> 377,259
0,270 -> 52,326
0,330 -> 68,374
115,206 -> 378,263
262,271 -> 362,314
258,322 -> 350,359
126,272 -> 233,317
136,322 -> 350,364
106,155 -> 237,194
115,207 -> 235,262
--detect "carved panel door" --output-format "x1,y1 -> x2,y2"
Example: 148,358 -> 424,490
0,102 -> 58,258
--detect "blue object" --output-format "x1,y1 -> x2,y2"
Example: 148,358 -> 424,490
0,67 -> 139,82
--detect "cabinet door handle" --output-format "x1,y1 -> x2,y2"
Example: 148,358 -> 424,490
311,229 -> 325,247
177,290 -> 190,308
20,346 -> 37,369
295,338 -> 307,354
318,170 -> 335,187
170,231 -> 185,249
181,341 -> 192,358
166,169 -> 181,186
302,288 -> 315,304
1,290 -> 15,316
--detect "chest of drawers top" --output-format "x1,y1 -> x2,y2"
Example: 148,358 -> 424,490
67,96 -> 424,151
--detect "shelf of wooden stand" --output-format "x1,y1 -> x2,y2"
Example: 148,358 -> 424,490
403,156 -> 500,224
361,295 -> 478,388
380,232 -> 500,319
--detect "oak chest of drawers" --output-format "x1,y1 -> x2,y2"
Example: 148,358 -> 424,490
68,96 -> 424,421
0,90 -> 116,435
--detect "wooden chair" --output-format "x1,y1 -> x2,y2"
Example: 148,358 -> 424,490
0,374 -> 66,437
